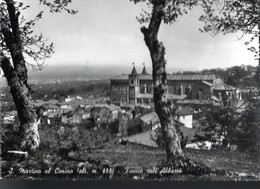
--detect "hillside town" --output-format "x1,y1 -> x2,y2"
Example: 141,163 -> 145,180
1,64 -> 258,150
2,0 -> 260,183
2,61 -> 260,181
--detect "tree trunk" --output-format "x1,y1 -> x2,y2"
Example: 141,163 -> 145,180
1,57 -> 40,152
141,3 -> 182,160
1,0 -> 40,152
257,8 -> 260,89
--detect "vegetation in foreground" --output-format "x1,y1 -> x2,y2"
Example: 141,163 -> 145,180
1,121 -> 260,180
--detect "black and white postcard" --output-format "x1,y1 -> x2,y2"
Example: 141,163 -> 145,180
1,0 -> 260,181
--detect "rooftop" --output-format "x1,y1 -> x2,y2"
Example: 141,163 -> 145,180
201,81 -> 213,87
124,131 -> 158,148
176,107 -> 194,116
168,74 -> 216,81
140,112 -> 159,125
111,74 -> 216,81
167,94 -> 187,100
111,74 -> 129,81
213,82 -> 236,91
130,66 -> 138,75
141,65 -> 148,75
137,93 -> 153,99
176,99 -> 214,105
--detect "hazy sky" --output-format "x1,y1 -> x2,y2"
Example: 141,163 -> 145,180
22,0 -> 257,73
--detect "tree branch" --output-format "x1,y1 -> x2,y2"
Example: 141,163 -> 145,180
4,0 -> 21,43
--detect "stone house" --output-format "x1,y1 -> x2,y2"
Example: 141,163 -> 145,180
175,107 -> 194,129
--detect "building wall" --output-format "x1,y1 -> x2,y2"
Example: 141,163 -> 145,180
137,98 -> 153,105
110,73 -> 238,106
139,80 -> 153,94
179,115 -> 193,128
191,82 -> 212,100
110,80 -> 129,105
167,80 -> 214,96
213,90 -> 237,101
0,69 -> 7,88
110,90 -> 128,105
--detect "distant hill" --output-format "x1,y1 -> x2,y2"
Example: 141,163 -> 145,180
28,64 -> 135,80
28,64 -> 258,88
174,65 -> 258,88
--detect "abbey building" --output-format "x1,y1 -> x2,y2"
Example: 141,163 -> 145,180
110,65 -> 239,107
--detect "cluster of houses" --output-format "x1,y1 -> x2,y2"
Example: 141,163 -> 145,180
36,96 -> 121,127
1,65 -> 260,150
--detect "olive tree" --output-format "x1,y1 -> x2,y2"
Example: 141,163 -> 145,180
130,0 -> 203,160
0,0 -> 76,152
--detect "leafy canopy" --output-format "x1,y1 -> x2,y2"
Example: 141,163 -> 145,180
0,0 -> 77,70
200,0 -> 259,57
130,0 -> 202,24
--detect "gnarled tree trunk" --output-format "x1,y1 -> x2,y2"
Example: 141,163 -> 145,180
1,57 -> 40,152
141,3 -> 182,160
257,8 -> 260,89
1,0 -> 40,152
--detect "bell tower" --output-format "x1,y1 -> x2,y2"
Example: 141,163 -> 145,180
129,64 -> 139,105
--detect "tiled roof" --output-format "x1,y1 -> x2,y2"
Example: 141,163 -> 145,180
60,99 -> 89,107
138,75 -> 152,80
140,112 -> 159,125
137,93 -> 153,99
93,104 -> 121,111
125,131 -> 158,147
176,99 -> 214,105
213,83 -> 236,91
201,81 -> 213,87
211,96 -> 220,102
111,74 -> 129,80
36,100 -> 59,107
137,93 -> 186,100
111,74 -> 216,81
105,104 -> 121,111
168,74 -> 216,81
44,110 -> 61,118
167,94 -> 187,100
176,107 -> 194,116
62,107 -> 76,113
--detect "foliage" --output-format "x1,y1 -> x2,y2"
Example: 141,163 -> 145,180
200,0 -> 259,56
182,64 -> 258,87
238,97 -> 260,152
131,0 -> 202,25
160,155 -> 211,176
32,80 -> 110,100
198,104 -> 238,147
199,97 -> 260,152
109,119 -> 120,136
199,0 -> 260,86
1,0 -> 76,70
127,118 -> 143,136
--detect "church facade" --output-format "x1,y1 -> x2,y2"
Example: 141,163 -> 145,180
110,65 -> 238,106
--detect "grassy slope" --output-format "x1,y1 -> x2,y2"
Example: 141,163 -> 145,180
2,124 -> 260,180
